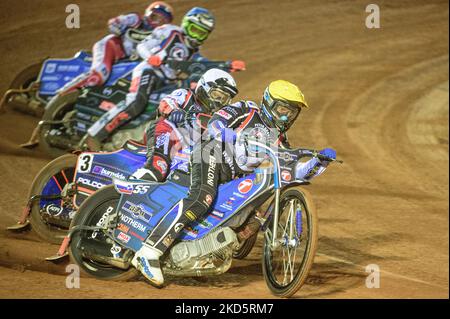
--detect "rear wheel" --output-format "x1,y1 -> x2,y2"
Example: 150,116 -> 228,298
29,153 -> 77,244
5,61 -> 44,116
262,188 -> 318,297
68,185 -> 139,281
39,90 -> 80,158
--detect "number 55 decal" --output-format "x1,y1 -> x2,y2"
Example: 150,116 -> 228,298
77,154 -> 94,173
133,185 -> 150,194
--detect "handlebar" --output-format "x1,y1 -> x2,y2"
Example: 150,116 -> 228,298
305,150 -> 344,164
245,139 -> 343,164
245,139 -> 343,188
165,59 -> 246,75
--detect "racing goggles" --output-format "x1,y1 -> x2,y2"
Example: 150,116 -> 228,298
271,100 -> 301,127
208,87 -> 232,106
147,11 -> 167,25
186,22 -> 210,41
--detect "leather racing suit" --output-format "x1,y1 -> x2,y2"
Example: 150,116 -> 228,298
132,87 -> 210,182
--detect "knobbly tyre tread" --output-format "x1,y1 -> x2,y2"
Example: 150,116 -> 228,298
29,153 -> 78,244
261,187 -> 318,297
39,90 -> 80,158
68,185 -> 139,281
233,231 -> 258,260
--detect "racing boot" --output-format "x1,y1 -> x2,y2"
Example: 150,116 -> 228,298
58,70 -> 104,95
131,243 -> 164,287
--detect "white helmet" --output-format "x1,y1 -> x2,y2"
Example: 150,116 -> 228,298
195,68 -> 238,113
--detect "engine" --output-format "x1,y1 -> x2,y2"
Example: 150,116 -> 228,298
166,227 -> 239,276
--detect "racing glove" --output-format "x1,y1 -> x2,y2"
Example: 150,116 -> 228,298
168,109 -> 186,124
318,148 -> 337,161
148,55 -> 163,67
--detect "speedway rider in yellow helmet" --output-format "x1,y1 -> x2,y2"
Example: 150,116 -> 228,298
261,80 -> 308,141
131,80 -> 337,287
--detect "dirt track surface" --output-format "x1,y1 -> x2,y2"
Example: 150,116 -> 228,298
0,0 -> 448,298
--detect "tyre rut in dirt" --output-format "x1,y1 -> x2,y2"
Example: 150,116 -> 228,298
261,187 -> 318,297
68,185 -> 139,281
39,90 -> 79,158
29,153 -> 77,244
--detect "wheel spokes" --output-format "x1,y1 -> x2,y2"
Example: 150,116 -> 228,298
269,197 -> 308,287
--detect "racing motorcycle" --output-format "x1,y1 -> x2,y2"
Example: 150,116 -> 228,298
0,28 -> 151,117
8,114 -> 256,260
21,58 -> 244,158
65,140 -> 342,297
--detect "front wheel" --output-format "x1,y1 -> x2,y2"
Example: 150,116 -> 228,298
262,188 -> 318,298
68,185 -> 139,281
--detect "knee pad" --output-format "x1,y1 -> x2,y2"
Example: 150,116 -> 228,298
125,91 -> 138,106
90,66 -> 110,85
127,70 -> 158,118
144,154 -> 170,181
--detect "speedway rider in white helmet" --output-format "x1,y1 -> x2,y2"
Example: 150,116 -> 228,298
129,68 -> 238,284
131,68 -> 239,182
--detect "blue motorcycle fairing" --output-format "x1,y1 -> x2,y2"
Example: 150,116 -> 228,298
73,141 -> 147,207
38,51 -> 138,97
73,141 -> 192,208
112,170 -> 271,252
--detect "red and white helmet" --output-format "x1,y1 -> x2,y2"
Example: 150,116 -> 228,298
145,1 -> 174,28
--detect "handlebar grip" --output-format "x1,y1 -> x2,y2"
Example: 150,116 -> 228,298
316,153 -> 343,164
230,60 -> 246,72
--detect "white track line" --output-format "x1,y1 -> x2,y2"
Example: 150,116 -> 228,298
316,252 -> 448,291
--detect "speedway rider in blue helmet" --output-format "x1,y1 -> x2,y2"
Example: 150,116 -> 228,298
131,80 -> 337,286
86,7 -> 216,148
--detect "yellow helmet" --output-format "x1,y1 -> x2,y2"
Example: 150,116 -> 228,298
261,80 -> 308,132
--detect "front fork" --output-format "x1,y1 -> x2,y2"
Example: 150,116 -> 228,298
271,188 -> 281,249
267,189 -> 302,250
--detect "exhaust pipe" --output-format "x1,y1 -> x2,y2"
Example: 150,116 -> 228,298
79,238 -> 132,270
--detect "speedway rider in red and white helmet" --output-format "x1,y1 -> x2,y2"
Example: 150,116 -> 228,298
86,7 -> 217,147
57,1 -> 174,95
131,68 -> 238,182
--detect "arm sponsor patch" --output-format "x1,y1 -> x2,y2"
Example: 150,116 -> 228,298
217,110 -> 232,120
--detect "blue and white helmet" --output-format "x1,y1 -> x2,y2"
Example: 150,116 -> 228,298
181,7 -> 215,48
